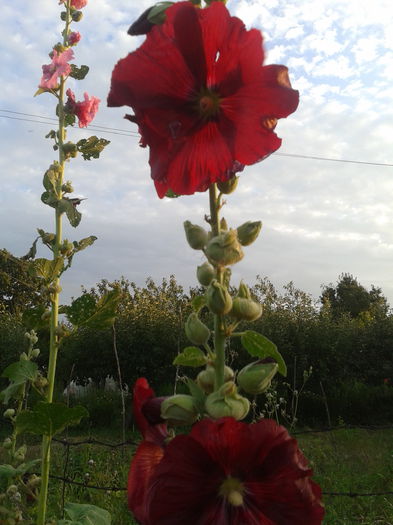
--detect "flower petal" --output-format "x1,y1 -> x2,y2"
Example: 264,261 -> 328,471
128,441 -> 164,523
132,378 -> 167,445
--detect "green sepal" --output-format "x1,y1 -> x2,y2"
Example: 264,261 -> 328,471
63,288 -> 121,330
191,295 -> 206,313
76,136 -> 110,160
34,87 -> 49,97
147,2 -> 174,24
173,347 -> 207,367
185,378 -> 206,414
241,330 -> 287,377
64,113 -> 77,127
43,164 -> 60,193
0,459 -> 41,482
29,257 -> 64,282
69,64 -> 90,80
165,189 -> 180,198
15,402 -> 88,437
58,502 -> 112,525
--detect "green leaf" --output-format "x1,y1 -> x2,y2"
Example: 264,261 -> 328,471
173,347 -> 207,367
76,136 -> 110,161
0,459 -> 42,482
41,190 -> 58,208
58,503 -> 111,525
22,305 -> 50,331
191,295 -> 206,313
185,378 -> 206,414
0,382 -> 24,404
57,199 -> 82,228
22,237 -> 39,260
73,236 -> 97,253
69,64 -> 90,80
16,402 -> 88,437
2,361 -> 38,384
29,257 -> 63,282
241,330 -> 287,377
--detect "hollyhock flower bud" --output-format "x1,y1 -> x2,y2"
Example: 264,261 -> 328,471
205,381 -> 250,420
62,181 -> 74,193
3,438 -> 12,449
206,280 -> 232,315
184,221 -> 208,250
196,262 -> 215,287
205,230 -> 244,266
237,221 -> 262,246
185,313 -> 210,346
72,10 -> 83,22
238,360 -> 279,395
68,31 -> 81,45
31,348 -> 40,358
220,217 -> 229,231
3,409 -> 15,419
62,142 -> 78,158
231,296 -> 262,322
196,364 -> 234,394
217,175 -> 238,194
161,394 -> 198,426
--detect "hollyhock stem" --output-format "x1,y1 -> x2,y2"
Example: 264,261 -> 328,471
209,184 -> 226,390
37,6 -> 70,524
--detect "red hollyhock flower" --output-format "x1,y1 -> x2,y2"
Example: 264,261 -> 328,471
142,417 -> 324,525
108,2 -> 299,198
128,378 -> 168,523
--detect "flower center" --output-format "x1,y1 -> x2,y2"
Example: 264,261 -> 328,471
197,89 -> 220,119
219,476 -> 244,507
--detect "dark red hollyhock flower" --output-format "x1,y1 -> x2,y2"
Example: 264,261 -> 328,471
108,1 -> 299,198
128,378 -> 168,523
144,417 -> 324,525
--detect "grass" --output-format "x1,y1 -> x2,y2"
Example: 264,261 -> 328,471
2,426 -> 393,524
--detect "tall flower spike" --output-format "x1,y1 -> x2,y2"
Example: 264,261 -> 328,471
108,1 -> 299,198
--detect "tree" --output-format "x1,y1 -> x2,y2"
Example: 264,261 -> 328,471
0,249 -> 42,315
320,273 -> 389,319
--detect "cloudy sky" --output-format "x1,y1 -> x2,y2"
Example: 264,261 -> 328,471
1,0 -> 392,306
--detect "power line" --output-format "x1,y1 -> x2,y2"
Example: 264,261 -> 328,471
1,109 -> 392,167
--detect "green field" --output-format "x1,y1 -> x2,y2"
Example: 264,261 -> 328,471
34,426 -> 392,524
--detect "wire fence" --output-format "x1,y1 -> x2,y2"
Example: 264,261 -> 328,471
44,423 -> 393,498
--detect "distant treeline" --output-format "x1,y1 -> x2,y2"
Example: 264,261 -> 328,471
1,268 -> 392,426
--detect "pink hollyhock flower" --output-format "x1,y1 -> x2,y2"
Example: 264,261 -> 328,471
39,48 -> 74,90
128,378 -> 168,523
68,31 -> 81,45
66,89 -> 100,128
59,0 -> 88,8
108,1 -> 299,198
142,417 -> 324,524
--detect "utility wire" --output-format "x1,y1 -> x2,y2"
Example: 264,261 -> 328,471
1,108 -> 392,167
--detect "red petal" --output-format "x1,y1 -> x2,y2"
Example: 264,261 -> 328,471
146,435 -> 223,524
132,378 -> 167,445
107,20 -> 195,109
167,2 -> 206,86
162,121 -> 234,196
128,441 -> 164,523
